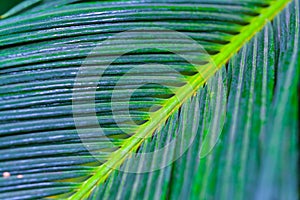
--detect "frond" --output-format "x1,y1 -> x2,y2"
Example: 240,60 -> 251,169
0,0 -> 297,199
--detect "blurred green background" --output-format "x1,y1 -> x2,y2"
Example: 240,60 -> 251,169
0,0 -> 23,15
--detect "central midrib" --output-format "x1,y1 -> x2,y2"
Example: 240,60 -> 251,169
69,0 -> 291,199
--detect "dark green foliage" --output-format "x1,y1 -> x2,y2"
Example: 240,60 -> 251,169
0,0 -> 298,199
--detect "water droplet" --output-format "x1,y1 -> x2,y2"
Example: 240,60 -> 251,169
3,172 -> 10,178
17,175 -> 23,179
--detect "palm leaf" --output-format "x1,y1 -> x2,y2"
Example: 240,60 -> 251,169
0,0 -> 298,199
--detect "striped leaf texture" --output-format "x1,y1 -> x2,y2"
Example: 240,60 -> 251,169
0,0 -> 298,199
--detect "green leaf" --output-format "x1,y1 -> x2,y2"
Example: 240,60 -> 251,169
0,0 -> 42,19
0,0 -> 297,200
